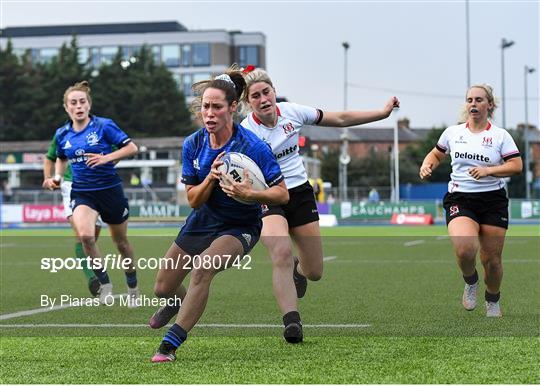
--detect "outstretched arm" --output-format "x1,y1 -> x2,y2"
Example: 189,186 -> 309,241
319,96 -> 400,127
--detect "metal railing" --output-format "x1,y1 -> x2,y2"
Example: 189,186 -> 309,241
5,187 -> 179,205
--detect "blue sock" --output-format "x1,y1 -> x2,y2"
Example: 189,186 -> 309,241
125,270 -> 137,288
163,323 -> 188,349
93,268 -> 110,284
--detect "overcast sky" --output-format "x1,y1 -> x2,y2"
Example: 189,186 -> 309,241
1,0 -> 538,130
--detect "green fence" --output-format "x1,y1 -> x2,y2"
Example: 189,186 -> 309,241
127,200 -> 540,222
331,201 -> 440,221
510,200 -> 540,220
130,203 -> 191,219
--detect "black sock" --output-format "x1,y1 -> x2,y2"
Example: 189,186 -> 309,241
463,270 -> 478,285
162,323 -> 188,350
283,311 -> 301,327
125,270 -> 137,288
93,268 -> 110,284
485,290 -> 500,303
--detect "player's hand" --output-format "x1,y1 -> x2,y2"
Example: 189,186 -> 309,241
419,164 -> 433,179
42,177 -> 61,191
209,151 -> 225,182
468,166 -> 489,180
220,170 -> 253,201
383,96 -> 400,116
85,153 -> 110,168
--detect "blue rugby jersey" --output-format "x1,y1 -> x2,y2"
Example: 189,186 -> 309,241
181,123 -> 284,229
55,116 -> 132,191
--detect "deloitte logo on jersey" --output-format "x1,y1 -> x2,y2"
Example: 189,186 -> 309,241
454,151 -> 490,162
275,145 -> 297,159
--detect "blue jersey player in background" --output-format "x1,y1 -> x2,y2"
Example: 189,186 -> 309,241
54,81 -> 140,307
151,67 -> 289,362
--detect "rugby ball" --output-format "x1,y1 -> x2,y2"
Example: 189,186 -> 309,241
218,152 -> 268,204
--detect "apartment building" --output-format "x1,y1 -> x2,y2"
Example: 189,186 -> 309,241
0,21 -> 266,97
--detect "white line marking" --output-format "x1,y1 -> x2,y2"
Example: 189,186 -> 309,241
0,323 -> 370,329
404,240 -> 426,247
323,255 -> 337,261
0,294 -> 126,320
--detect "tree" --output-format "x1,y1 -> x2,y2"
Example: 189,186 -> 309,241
91,45 -> 194,137
506,129 -> 526,197
400,127 -> 451,184
320,150 -> 339,187
320,148 -> 391,188
348,148 -> 391,187
0,40 -> 33,140
34,37 -> 91,139
0,38 -> 194,140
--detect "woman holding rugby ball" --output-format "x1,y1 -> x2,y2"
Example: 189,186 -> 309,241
150,67 -> 288,362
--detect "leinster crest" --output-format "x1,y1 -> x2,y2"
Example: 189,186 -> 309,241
86,131 -> 99,146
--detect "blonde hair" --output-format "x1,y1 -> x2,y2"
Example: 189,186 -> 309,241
459,84 -> 498,122
240,68 -> 274,115
63,80 -> 92,106
190,64 -> 246,117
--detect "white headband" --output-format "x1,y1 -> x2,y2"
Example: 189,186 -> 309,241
215,74 -> 235,86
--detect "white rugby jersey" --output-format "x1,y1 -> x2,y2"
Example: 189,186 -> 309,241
436,122 -> 520,193
241,102 -> 323,189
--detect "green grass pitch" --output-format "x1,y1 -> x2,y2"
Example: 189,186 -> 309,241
1,225 -> 539,383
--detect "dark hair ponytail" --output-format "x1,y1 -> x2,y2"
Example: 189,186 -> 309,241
190,64 -> 246,115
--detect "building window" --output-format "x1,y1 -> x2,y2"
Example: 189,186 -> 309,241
238,46 -> 259,67
192,44 -> 210,66
120,46 -> 130,61
182,72 -> 211,96
78,48 -> 89,65
162,44 -> 180,67
192,72 -> 211,83
90,47 -> 100,67
131,45 -> 141,57
100,46 -> 117,65
151,45 -> 161,64
38,48 -> 59,64
181,45 -> 191,67
30,48 -> 40,63
171,73 -> 181,88
182,74 -> 192,96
